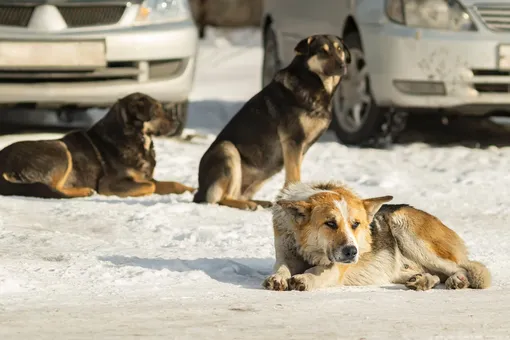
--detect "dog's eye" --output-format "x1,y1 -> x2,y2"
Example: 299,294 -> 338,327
351,221 -> 360,230
325,220 -> 337,229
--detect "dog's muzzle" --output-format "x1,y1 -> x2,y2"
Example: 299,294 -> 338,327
330,245 -> 358,264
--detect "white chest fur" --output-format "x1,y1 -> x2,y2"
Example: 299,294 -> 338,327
299,114 -> 330,144
319,74 -> 341,94
143,135 -> 152,152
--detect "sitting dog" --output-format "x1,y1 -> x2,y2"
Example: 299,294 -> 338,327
0,92 -> 195,198
263,181 -> 491,291
193,35 -> 351,211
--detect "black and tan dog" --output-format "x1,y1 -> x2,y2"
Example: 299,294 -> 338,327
0,92 -> 195,198
193,34 -> 351,210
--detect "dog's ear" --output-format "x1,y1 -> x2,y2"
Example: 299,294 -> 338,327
135,97 -> 154,122
123,95 -> 153,123
336,37 -> 351,64
362,196 -> 393,222
277,200 -> 312,225
110,100 -> 131,127
117,102 -> 129,124
294,36 -> 315,55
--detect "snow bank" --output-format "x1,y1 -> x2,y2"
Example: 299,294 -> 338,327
1,28 -> 509,339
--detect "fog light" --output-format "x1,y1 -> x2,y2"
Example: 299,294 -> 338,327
393,80 -> 446,95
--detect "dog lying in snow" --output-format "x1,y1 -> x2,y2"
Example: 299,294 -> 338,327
0,92 -> 195,199
263,181 -> 491,291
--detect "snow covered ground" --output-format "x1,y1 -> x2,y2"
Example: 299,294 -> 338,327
2,29 -> 510,339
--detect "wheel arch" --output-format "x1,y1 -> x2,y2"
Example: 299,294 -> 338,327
341,15 -> 376,102
342,16 -> 364,51
262,14 -> 273,45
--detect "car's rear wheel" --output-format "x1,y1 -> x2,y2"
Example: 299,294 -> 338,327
331,32 -> 405,147
163,100 -> 189,137
262,24 -> 282,88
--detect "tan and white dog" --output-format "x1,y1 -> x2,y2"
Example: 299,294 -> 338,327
263,181 -> 491,292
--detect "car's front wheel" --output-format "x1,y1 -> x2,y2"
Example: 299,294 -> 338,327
331,32 -> 405,147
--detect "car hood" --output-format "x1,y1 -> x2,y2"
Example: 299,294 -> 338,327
460,0 -> 510,6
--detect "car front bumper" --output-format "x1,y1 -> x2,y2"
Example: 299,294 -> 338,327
0,20 -> 198,107
360,19 -> 510,116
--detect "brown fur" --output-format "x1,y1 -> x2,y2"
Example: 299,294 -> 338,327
0,92 -> 195,199
263,181 -> 491,292
193,35 -> 351,210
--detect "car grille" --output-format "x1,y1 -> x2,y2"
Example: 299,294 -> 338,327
57,5 -> 126,28
0,59 -> 187,84
0,5 -> 126,28
0,5 -> 34,27
471,69 -> 510,93
475,4 -> 510,32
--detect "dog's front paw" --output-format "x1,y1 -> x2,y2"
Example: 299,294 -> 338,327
186,186 -> 197,193
256,201 -> 274,209
445,272 -> 469,290
405,273 -> 440,291
289,274 -> 313,291
263,274 -> 289,291
86,188 -> 97,196
243,201 -> 259,211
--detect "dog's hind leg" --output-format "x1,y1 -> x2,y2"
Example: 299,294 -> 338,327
98,170 -> 156,197
152,180 -> 196,195
195,142 -> 264,211
404,273 -> 440,291
1,142 -> 94,198
52,144 -> 95,197
388,206 -> 491,290
240,179 -> 273,209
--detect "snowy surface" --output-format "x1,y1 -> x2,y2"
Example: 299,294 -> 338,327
2,29 -> 510,339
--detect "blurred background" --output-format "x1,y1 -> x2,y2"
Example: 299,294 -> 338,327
0,0 -> 509,148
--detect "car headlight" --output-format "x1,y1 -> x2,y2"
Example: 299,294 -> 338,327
135,0 -> 191,24
386,0 -> 476,31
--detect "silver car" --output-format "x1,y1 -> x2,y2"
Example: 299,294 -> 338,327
0,0 -> 198,135
262,0 -> 510,146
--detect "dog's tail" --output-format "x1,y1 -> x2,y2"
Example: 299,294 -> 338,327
462,260 -> 491,289
0,173 -> 71,199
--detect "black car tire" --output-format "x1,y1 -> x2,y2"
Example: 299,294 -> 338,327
331,32 -> 403,147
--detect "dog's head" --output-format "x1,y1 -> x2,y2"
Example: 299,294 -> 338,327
294,34 -> 351,78
114,92 -> 178,136
276,186 -> 392,266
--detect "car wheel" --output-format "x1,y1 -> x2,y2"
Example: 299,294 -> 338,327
262,24 -> 282,88
163,100 -> 189,137
331,32 -> 406,147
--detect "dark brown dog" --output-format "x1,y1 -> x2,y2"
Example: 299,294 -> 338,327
0,92 -> 195,198
193,34 -> 351,210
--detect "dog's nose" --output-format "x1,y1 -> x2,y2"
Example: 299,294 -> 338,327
332,245 -> 358,263
342,246 -> 357,260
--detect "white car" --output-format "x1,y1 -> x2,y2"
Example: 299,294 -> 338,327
0,0 -> 198,135
262,0 -> 510,146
